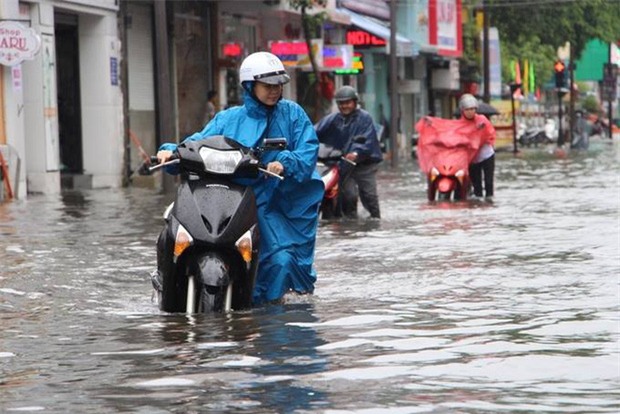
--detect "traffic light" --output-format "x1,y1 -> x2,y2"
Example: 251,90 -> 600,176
554,60 -> 566,88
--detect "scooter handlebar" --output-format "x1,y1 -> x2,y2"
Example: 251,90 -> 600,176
138,154 -> 179,175
258,166 -> 284,180
341,156 -> 357,166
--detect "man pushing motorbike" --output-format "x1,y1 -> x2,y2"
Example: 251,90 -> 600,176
155,52 -> 324,306
314,86 -> 383,219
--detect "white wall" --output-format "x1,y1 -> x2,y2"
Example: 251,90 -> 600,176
22,2 -> 61,194
2,0 -> 122,196
78,13 -> 123,189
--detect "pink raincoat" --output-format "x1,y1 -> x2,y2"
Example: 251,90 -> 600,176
415,115 -> 495,175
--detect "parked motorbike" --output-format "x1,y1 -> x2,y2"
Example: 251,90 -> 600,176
590,118 -> 608,139
143,135 -> 285,314
518,123 -> 549,147
543,118 -> 559,143
417,124 -> 479,202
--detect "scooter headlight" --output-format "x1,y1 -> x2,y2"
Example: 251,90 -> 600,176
235,230 -> 253,263
199,147 -> 243,174
174,224 -> 194,261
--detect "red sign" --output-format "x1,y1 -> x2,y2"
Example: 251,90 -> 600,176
270,41 -> 309,55
222,43 -> 242,58
346,30 -> 386,47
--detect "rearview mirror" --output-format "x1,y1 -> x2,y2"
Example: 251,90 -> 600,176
262,137 -> 287,151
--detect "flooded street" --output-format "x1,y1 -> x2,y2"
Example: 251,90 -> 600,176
1,139 -> 619,413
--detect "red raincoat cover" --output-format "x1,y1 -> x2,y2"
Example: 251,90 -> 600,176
415,115 -> 495,174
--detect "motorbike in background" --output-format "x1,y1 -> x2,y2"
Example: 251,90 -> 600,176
316,142 -> 356,219
417,127 -> 479,202
518,123 -> 549,147
590,118 -> 608,139
142,135 -> 285,314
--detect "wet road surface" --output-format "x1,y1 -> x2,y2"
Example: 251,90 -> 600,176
1,138 -> 619,413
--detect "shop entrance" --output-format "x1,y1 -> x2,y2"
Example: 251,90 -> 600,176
55,13 -> 83,175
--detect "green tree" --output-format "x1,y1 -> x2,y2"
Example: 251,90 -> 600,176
488,0 -> 619,60
289,0 -> 328,121
462,0 -> 620,90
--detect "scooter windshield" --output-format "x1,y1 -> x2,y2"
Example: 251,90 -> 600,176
199,147 -> 243,174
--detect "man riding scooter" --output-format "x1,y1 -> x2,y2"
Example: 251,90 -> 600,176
315,86 -> 383,219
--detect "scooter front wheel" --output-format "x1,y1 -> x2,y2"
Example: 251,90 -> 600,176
198,284 -> 231,313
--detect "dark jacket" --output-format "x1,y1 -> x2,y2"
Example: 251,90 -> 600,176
315,108 -> 383,164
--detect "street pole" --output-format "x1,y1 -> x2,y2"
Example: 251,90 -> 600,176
154,1 -> 175,192
557,90 -> 564,147
510,83 -> 521,154
608,43 -> 614,139
389,0 -> 398,167
482,0 -> 490,103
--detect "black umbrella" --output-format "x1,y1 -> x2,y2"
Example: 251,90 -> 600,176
453,101 -> 500,118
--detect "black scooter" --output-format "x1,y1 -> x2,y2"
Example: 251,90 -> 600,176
143,135 -> 285,313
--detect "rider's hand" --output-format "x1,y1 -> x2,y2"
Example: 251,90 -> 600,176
156,150 -> 173,164
266,161 -> 284,176
345,152 -> 358,162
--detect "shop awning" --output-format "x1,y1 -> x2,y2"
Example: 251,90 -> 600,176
337,8 -> 416,57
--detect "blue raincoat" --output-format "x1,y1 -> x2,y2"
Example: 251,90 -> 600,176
160,90 -> 324,305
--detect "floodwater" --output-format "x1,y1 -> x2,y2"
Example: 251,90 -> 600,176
1,138 -> 618,413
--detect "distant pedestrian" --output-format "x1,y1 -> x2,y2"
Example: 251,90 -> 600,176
571,110 -> 589,150
204,90 -> 218,125
459,94 -> 496,198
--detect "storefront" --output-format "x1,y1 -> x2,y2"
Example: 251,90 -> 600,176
1,0 -> 122,197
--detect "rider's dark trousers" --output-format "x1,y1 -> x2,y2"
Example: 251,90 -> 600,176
469,154 -> 495,197
341,162 -> 381,219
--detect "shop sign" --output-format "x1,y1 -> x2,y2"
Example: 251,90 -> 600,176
428,0 -> 462,57
346,29 -> 386,48
270,39 -> 323,70
323,45 -> 353,70
222,43 -> 243,58
335,52 -> 364,75
0,21 -> 41,66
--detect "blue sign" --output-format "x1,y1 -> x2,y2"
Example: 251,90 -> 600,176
110,57 -> 118,86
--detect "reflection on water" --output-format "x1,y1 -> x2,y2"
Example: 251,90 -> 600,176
1,140 -> 619,413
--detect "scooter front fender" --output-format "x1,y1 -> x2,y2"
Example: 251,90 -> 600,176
437,177 -> 456,194
196,252 -> 230,287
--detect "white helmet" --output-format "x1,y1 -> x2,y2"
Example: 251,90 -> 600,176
459,93 -> 478,110
239,52 -> 290,85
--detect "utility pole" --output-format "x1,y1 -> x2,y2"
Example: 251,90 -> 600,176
389,0 -> 398,167
568,46 -> 575,147
607,43 -> 615,139
154,1 -> 175,192
119,0 -> 131,187
482,0 -> 490,103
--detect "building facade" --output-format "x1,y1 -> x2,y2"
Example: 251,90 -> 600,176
1,0 -> 122,198
1,0 -> 464,200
